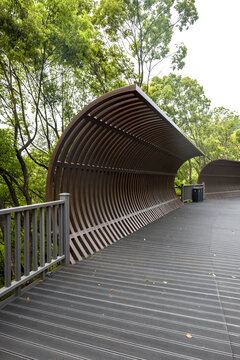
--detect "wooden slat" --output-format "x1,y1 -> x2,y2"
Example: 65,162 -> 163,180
40,208 -> 45,267
46,85 -> 203,264
46,207 -> 51,263
4,214 -> 11,287
53,206 -> 57,259
198,159 -> 240,199
32,209 -> 38,271
59,204 -> 63,256
0,199 -> 239,359
24,211 -> 30,276
14,212 -> 21,282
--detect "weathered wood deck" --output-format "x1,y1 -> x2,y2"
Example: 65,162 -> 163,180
1,198 -> 240,359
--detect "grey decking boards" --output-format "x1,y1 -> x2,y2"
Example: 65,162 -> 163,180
1,198 -> 240,359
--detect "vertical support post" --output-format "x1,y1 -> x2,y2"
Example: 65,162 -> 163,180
40,206 -> 45,280
32,209 -> 38,271
181,184 -> 184,202
15,212 -> 21,296
203,182 -> 205,200
59,205 -> 63,256
60,193 -> 70,265
4,214 -> 11,287
40,208 -> 45,267
46,206 -> 51,263
15,212 -> 21,281
24,211 -> 30,276
53,206 -> 57,259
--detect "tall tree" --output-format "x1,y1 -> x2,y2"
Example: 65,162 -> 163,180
95,0 -> 198,90
148,73 -> 211,179
80,35 -> 136,97
204,107 -> 240,161
0,0 -> 94,205
148,74 -> 240,183
0,0 -> 136,206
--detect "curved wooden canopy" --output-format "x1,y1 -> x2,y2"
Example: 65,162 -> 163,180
46,85 -> 202,263
198,159 -> 240,199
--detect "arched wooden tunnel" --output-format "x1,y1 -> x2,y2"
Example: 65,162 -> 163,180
46,85 -> 202,263
198,159 -> 240,199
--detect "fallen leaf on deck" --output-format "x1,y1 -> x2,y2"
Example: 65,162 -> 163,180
185,333 -> 193,339
163,281 -> 168,284
213,254 -> 216,257
145,279 -> 149,283
98,283 -> 101,286
232,276 -> 237,279
26,297 -> 30,301
110,288 -> 114,292
212,273 -> 216,277
144,238 -> 147,241
38,279 -> 43,283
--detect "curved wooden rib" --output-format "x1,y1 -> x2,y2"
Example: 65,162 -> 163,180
198,159 -> 240,199
46,85 -> 202,263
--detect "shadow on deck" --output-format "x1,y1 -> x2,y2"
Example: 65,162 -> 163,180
1,198 -> 240,360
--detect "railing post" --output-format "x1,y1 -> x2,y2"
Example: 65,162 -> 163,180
181,183 -> 184,202
202,182 -> 205,200
60,193 -> 70,265
4,214 -> 11,288
1,198 -> 69,298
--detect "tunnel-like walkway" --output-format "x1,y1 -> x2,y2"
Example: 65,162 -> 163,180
1,198 -> 240,359
46,85 -> 202,263
198,159 -> 240,199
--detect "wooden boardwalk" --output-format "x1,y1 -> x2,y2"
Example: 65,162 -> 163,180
1,198 -> 240,359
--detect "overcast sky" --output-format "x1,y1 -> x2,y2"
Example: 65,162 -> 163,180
162,0 -> 240,114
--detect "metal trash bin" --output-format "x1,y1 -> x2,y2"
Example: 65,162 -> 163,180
192,187 -> 203,202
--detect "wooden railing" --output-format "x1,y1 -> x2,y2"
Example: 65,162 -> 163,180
0,193 -> 70,298
181,184 -> 205,202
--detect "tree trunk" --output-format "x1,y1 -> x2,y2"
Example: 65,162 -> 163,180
188,159 -> 192,184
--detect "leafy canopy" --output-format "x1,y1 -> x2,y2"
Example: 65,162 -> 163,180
94,0 -> 198,88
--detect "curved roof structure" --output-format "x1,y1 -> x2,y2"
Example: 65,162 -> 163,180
46,85 -> 202,263
198,159 -> 240,199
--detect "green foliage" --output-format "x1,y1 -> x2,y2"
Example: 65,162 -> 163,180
0,0 -> 239,207
147,74 -> 240,185
94,0 -> 198,88
80,34 -> 136,96
0,129 -> 16,170
148,73 -> 211,174
0,0 -> 135,208
0,129 -> 24,206
0,0 -> 240,290
204,107 -> 240,161
176,160 -> 199,184
148,73 -> 211,133
0,0 -> 93,67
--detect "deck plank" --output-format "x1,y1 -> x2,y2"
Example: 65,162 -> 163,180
1,198 -> 240,359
